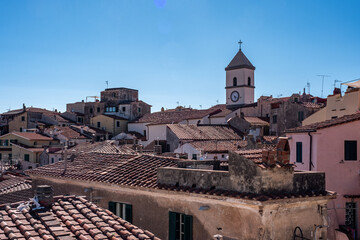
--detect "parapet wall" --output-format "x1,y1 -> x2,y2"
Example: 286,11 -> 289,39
158,152 -> 326,195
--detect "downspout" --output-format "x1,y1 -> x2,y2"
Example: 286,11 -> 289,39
308,131 -> 313,171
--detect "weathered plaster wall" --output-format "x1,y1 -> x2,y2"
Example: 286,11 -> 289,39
30,176 -> 330,240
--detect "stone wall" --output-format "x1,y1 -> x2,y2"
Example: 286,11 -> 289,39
158,152 -> 326,196
101,88 -> 138,103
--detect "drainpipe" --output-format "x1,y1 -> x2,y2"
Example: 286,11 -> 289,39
308,132 -> 313,171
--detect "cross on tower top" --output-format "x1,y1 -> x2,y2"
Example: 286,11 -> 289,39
238,40 -> 243,50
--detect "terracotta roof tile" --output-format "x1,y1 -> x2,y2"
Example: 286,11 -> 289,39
134,104 -> 228,124
285,112 -> 360,133
167,124 -> 242,141
0,196 -> 158,239
188,140 -> 247,153
11,132 -> 54,141
0,174 -> 33,205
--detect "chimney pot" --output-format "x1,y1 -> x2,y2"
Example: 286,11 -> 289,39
35,185 -> 54,208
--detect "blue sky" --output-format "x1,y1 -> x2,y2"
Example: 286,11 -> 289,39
0,0 -> 359,113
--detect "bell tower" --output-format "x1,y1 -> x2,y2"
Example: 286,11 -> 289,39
225,41 -> 255,109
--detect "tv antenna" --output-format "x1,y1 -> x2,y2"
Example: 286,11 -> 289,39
317,75 -> 330,97
333,79 -> 342,89
216,100 -> 219,105
105,81 -> 109,89
176,101 -> 179,106
199,105 -> 202,109
306,81 -> 311,94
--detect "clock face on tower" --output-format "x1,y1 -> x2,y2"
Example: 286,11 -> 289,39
230,91 -> 239,102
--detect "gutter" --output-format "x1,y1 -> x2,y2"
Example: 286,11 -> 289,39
308,132 -> 314,171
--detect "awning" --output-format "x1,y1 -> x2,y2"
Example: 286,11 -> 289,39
342,79 -> 360,88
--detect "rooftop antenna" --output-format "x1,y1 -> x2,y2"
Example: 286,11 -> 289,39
176,101 -> 179,106
199,105 -> 202,109
105,81 -> 109,89
306,81 -> 311,94
216,100 -> 219,105
333,79 -> 342,89
238,40 -> 243,50
317,75 -> 330,97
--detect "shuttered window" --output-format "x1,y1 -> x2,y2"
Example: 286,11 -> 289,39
296,142 -> 302,163
24,154 -> 30,162
108,201 -> 133,223
345,141 -> 357,161
169,211 -> 193,240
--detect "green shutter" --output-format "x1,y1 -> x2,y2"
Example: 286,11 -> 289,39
169,211 -> 177,240
184,214 -> 193,240
108,201 -> 116,214
296,142 -> 302,163
125,204 -> 133,223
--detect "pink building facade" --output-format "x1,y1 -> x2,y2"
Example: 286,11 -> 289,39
286,113 -> 360,240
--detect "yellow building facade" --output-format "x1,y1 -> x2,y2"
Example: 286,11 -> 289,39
90,114 -> 128,137
0,132 -> 58,167
302,88 -> 360,126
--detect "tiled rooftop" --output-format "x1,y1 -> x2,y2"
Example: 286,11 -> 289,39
133,104 -> 227,124
27,153 -> 178,189
244,117 -> 269,126
48,127 -> 90,140
11,132 -> 54,141
0,174 -> 33,205
188,140 -> 247,153
25,152 -> 333,202
285,112 -> 360,133
0,195 -> 159,240
167,124 -> 242,141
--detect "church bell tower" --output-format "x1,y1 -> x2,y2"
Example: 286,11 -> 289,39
225,41 -> 255,109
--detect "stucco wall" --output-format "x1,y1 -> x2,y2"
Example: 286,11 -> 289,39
287,120 -> 360,238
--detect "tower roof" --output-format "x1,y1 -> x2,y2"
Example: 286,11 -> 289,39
225,49 -> 255,71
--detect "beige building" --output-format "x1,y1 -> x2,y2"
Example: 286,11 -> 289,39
0,132 -> 59,169
28,142 -> 335,240
303,85 -> 360,126
90,114 -> 128,138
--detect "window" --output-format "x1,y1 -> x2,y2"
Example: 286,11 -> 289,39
112,92 -> 116,98
21,116 -> 25,121
89,108 -> 93,114
116,121 -> 120,128
298,111 -> 304,122
97,122 -> 101,128
77,117 -> 83,123
20,127 -> 23,132
0,153 -> 1,160
4,140 -> 8,146
24,154 -> 30,162
169,211 -> 193,240
248,77 -> 251,86
272,115 -> 277,124
51,158 -> 54,163
105,107 -> 117,112
0,140 -> 2,146
296,142 -> 302,163
345,202 -> 356,229
345,141 -> 357,161
233,77 -> 237,86
122,107 -> 126,112
108,202 -> 132,223
33,142 -> 37,146
294,97 -> 299,102
192,154 -> 197,160
331,116 -> 338,119
143,130 -> 146,137
8,154 -> 12,160
138,107 -> 141,113
97,107 -> 100,113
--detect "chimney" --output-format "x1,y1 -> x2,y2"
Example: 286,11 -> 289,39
80,127 -> 84,134
35,185 -> 54,208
